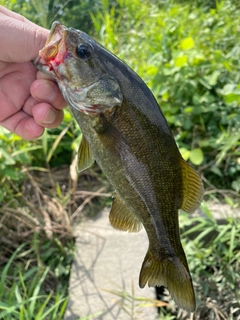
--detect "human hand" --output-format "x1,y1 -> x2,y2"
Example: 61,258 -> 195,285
0,6 -> 66,140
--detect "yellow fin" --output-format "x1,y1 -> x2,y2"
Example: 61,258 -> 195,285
77,135 -> 95,173
139,249 -> 196,312
180,159 -> 204,213
109,192 -> 142,233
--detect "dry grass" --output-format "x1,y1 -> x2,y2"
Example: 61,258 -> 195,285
0,164 -> 111,260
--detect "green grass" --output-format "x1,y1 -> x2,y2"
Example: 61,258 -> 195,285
1,204 -> 238,319
0,240 -> 72,320
179,203 -> 240,319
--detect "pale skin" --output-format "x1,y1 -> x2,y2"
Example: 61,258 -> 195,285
0,6 -> 66,140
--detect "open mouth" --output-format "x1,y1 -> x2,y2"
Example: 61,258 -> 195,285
45,21 -> 64,46
34,22 -> 69,72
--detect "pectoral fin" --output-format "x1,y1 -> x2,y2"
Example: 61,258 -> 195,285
109,192 -> 142,232
77,135 -> 95,173
180,159 -> 204,213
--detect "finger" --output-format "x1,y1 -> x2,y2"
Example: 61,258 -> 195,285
30,78 -> 67,110
23,92 -> 65,128
32,102 -> 64,128
0,9 -> 48,62
0,6 -> 25,21
0,61 -> 36,121
0,111 -> 44,140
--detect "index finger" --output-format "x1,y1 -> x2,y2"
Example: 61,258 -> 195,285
0,6 -> 48,62
0,6 -> 25,20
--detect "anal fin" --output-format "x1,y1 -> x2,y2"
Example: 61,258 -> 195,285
77,135 -> 95,173
109,192 -> 142,233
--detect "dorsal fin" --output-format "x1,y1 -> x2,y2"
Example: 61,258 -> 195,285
180,159 -> 204,213
109,192 -> 142,233
77,135 -> 95,173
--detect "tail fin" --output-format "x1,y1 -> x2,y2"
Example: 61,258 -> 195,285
139,249 -> 196,312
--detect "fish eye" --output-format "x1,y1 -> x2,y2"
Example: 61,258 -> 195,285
76,43 -> 91,60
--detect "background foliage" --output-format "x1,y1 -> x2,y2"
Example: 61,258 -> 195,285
0,0 -> 239,319
91,0 -> 240,193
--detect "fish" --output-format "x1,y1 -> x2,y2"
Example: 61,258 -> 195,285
33,21 -> 204,312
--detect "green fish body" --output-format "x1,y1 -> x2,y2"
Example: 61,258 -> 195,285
34,22 -> 204,312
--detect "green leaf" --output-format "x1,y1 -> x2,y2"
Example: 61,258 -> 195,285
210,165 -> 223,177
189,148 -> 204,165
222,84 -> 236,95
174,55 -> 188,67
4,168 -> 20,180
179,147 -> 190,160
199,78 -> 212,90
184,107 -> 193,114
179,37 -> 195,50
193,94 -> 201,105
0,148 -> 16,165
231,179 -> 240,192
208,70 -> 221,86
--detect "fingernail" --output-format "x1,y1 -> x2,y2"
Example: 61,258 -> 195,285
43,108 -> 56,124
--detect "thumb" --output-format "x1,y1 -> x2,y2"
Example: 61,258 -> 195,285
0,7 -> 49,62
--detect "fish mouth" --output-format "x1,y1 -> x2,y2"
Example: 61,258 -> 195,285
45,21 -> 65,47
33,22 -> 70,74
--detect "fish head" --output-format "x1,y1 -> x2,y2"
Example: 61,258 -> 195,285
33,21 -> 123,114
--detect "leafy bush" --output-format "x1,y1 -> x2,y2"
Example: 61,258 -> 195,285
91,0 -> 240,191
1,0 -> 103,30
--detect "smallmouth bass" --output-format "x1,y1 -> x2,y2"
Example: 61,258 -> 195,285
34,22 -> 204,312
